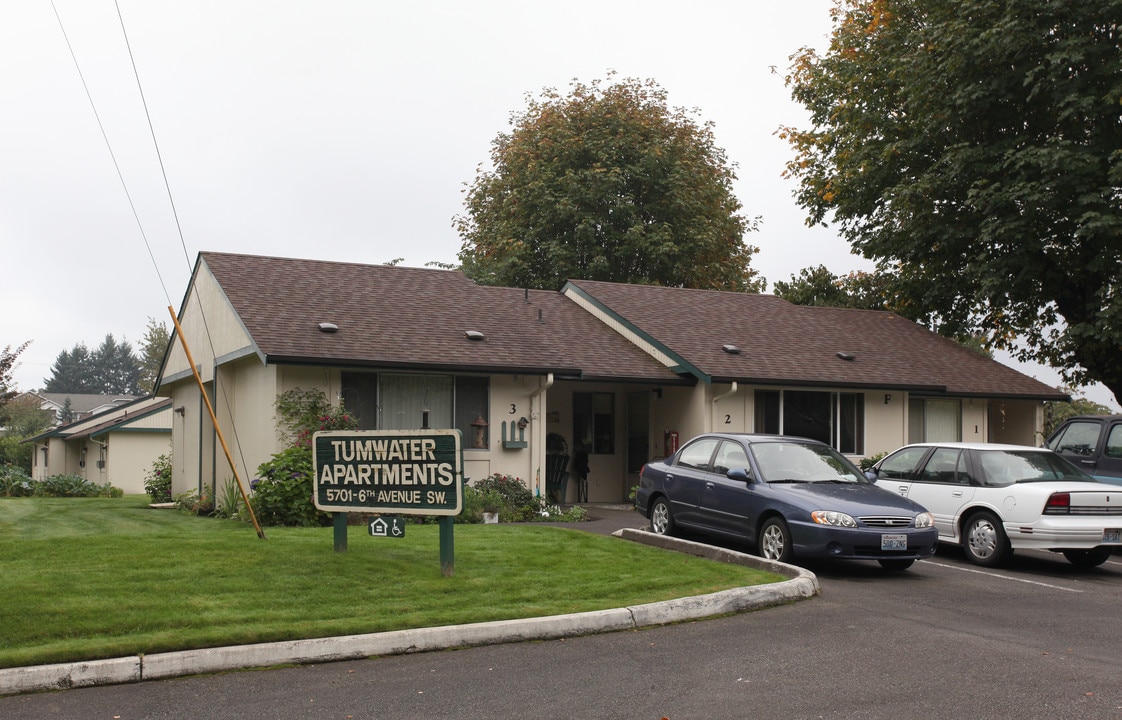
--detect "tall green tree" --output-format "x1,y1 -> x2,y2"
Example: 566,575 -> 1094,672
92,334 -> 140,395
782,0 -> 1122,402
456,74 -> 763,291
44,335 -> 142,395
137,318 -> 170,394
44,344 -> 97,394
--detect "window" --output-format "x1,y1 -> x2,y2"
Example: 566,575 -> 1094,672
574,392 -> 615,454
454,377 -> 490,449
753,389 -> 865,454
713,440 -> 749,475
1106,425 -> 1122,459
878,446 -> 928,480
918,447 -> 966,485
676,437 -> 719,470
909,398 -> 961,443
1047,420 -> 1102,456
340,372 -> 489,447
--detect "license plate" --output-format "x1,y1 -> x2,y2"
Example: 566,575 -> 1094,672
881,534 -> 907,551
1103,529 -> 1121,544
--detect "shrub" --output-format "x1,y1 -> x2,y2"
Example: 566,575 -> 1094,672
35,474 -> 120,498
473,473 -> 537,522
143,452 -> 173,502
859,452 -> 887,471
0,465 -> 34,497
251,446 -> 330,527
175,486 -> 213,515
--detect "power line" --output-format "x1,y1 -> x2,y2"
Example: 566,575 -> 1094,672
50,0 -> 172,308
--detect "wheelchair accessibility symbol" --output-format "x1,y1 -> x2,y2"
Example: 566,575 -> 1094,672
368,516 -> 406,538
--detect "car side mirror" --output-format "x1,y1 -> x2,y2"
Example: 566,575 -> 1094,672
727,467 -> 754,484
864,469 -> 879,481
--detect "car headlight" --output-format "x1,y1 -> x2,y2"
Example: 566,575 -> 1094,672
811,510 -> 857,527
914,512 -> 935,529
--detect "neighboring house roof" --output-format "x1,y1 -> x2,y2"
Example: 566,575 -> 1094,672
564,279 -> 1067,400
25,392 -> 137,416
197,252 -> 683,384
25,396 -> 172,444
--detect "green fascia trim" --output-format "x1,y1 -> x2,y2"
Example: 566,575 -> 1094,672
562,282 -> 711,385
92,427 -> 171,439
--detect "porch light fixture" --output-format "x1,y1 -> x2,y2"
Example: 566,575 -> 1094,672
836,351 -> 856,361
465,330 -> 485,341
722,344 -> 741,355
318,322 -> 339,334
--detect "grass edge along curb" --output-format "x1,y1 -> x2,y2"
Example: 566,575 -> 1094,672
0,528 -> 819,696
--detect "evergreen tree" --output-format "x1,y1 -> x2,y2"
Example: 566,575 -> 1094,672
44,344 -> 97,393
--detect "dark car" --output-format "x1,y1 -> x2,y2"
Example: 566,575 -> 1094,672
635,433 -> 938,571
1045,415 -> 1122,484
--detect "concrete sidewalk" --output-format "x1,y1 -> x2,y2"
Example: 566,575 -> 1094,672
0,511 -> 819,696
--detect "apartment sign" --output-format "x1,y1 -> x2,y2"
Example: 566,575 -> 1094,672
312,429 -> 463,515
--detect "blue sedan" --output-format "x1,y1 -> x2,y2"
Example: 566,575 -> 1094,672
635,433 -> 938,570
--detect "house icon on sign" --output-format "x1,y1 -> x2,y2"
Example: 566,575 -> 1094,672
368,516 -> 405,538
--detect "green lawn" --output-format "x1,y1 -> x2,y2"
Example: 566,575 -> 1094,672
0,496 -> 780,669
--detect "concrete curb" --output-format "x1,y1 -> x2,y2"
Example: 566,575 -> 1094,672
0,528 -> 818,696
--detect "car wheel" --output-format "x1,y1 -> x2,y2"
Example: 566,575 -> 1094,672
962,511 -> 1010,567
758,517 -> 793,563
878,558 -> 915,571
649,497 -> 675,536
1062,548 -> 1112,568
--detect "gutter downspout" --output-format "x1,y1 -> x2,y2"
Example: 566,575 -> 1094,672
710,382 -> 739,432
530,373 -> 554,498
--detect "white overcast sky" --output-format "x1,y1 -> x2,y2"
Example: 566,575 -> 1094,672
2,1 -> 1115,409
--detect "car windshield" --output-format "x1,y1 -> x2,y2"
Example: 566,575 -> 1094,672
750,442 -> 866,483
975,450 -> 1094,486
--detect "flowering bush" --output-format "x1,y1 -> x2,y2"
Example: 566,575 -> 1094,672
293,406 -> 358,449
143,451 -> 173,502
275,388 -> 357,448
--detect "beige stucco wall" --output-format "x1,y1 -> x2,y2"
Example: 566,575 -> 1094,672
961,398 -> 988,443
163,264 -> 255,385
865,391 -> 907,458
106,431 -> 171,494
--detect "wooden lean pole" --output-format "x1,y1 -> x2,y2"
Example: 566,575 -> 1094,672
168,306 -> 266,539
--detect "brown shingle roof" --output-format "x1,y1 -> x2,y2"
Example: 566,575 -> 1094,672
199,252 -> 681,383
566,279 -> 1066,399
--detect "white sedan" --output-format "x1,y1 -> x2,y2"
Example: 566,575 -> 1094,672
867,442 -> 1122,567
